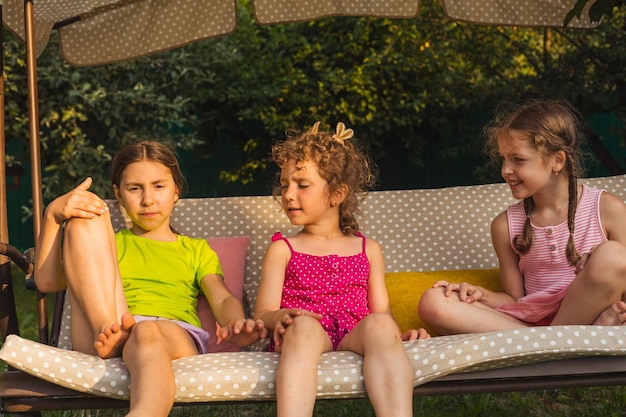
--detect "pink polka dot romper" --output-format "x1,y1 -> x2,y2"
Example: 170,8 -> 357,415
272,231 -> 371,351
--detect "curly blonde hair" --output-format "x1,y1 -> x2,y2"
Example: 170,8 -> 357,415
271,123 -> 376,235
485,99 -> 586,265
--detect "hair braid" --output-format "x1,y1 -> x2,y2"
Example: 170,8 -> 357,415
513,197 -> 534,254
565,157 -> 581,265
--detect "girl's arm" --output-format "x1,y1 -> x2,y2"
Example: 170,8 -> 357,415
575,192 -> 626,274
254,240 -> 321,348
254,240 -> 290,327
433,212 -> 524,308
435,213 -> 522,307
600,192 -> 626,245
254,241 -> 320,326
201,274 -> 266,347
364,238 -> 391,314
35,177 -> 108,293
488,211 -> 525,305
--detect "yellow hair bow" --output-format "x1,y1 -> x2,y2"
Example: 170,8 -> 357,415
309,121 -> 322,134
308,121 -> 354,144
333,122 -> 354,143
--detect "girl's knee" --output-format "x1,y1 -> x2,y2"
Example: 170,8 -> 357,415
350,313 -> 405,353
127,321 -> 165,346
357,313 -> 401,339
417,287 -> 450,323
290,314 -> 322,329
592,241 -> 626,266
64,212 -> 111,239
418,287 -> 438,310
283,315 -> 325,343
582,241 -> 626,283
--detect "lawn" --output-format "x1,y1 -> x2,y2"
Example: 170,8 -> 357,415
2,264 -> 626,417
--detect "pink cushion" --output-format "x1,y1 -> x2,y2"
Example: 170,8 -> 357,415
197,236 -> 249,353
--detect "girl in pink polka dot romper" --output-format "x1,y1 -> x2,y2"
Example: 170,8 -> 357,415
254,122 -> 430,417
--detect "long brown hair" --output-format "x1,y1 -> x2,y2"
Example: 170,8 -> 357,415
485,99 -> 585,265
110,140 -> 186,197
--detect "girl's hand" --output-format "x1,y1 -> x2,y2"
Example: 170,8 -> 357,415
272,309 -> 322,351
433,281 -> 483,303
47,177 -> 108,224
401,328 -> 431,341
216,318 -> 267,347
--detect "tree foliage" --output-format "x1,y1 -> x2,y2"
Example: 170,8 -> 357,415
3,32 -> 203,202
3,0 -> 626,203
566,0 -> 626,24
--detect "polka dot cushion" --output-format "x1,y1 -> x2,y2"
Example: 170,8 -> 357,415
2,325 -> 626,401
104,175 -> 623,320
3,0 -> 598,67
3,175 -> 625,400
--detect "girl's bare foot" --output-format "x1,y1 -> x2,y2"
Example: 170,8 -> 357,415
94,313 -> 136,358
593,302 -> 626,326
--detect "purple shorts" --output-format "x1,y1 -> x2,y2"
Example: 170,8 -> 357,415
134,315 -> 210,354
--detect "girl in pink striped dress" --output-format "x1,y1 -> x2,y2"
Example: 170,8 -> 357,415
418,99 -> 626,334
254,122 -> 429,417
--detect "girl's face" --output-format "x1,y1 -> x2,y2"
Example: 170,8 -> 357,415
498,131 -> 562,200
113,160 -> 179,240
280,159 -> 336,227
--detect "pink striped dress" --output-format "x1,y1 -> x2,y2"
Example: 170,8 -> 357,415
496,185 -> 607,325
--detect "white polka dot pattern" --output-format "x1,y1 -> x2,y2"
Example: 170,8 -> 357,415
2,0 -> 237,66
103,176 -> 626,323
10,175 -> 625,400
2,0 -> 598,67
3,325 -> 626,401
253,0 -> 598,28
253,0 -> 420,23
442,0 -> 598,28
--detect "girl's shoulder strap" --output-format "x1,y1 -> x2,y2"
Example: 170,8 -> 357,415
271,231 -> 294,253
355,231 -> 366,253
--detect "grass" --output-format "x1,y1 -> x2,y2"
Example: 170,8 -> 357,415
2,264 -> 626,417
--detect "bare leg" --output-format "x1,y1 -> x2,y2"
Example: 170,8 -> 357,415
275,315 -> 332,417
418,287 -> 530,335
122,320 -> 199,417
62,213 -> 130,357
552,241 -> 626,325
338,313 -> 412,417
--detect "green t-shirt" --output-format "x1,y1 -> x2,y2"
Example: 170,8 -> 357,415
116,229 -> 223,327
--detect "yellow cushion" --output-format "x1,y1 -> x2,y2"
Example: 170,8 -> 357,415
386,269 -> 501,336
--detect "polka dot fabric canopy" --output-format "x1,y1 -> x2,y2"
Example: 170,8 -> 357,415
2,0 -> 238,66
442,0 -> 596,27
2,0 -> 598,66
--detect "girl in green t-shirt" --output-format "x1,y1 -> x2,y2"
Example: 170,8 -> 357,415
34,140 -> 266,417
